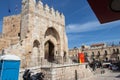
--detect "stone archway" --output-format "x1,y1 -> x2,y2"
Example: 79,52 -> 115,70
44,27 -> 60,42
33,40 -> 40,48
32,40 -> 40,66
63,51 -> 67,62
33,40 -> 40,53
44,40 -> 55,62
44,27 -> 61,63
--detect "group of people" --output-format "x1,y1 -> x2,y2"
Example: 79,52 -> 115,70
89,60 -> 102,71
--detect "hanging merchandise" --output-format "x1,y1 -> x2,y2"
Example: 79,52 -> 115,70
78,53 -> 85,63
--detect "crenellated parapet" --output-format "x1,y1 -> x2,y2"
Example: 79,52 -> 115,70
35,0 -> 65,26
21,0 -> 65,26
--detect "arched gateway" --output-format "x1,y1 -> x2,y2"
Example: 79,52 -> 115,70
1,0 -> 68,68
44,27 -> 61,62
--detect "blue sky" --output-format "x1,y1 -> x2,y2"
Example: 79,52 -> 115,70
0,0 -> 120,48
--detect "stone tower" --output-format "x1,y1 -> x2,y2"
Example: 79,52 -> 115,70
21,0 -> 36,39
1,0 -> 68,68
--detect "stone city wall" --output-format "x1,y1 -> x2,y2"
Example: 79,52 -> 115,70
19,63 -> 93,80
2,15 -> 21,37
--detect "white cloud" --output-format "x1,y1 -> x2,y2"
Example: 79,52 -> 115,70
85,38 -> 120,45
67,34 -> 84,41
66,20 -> 120,33
54,0 -> 70,8
67,6 -> 89,18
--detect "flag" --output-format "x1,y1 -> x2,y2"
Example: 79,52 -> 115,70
15,5 -> 18,12
8,0 -> 11,13
8,8 -> 11,13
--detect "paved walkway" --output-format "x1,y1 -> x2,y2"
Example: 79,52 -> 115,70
82,69 -> 120,80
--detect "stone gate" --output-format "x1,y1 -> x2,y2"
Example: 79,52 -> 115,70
0,0 -> 93,80
0,0 -> 68,68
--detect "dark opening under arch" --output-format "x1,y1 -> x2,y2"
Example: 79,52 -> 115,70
44,40 -> 55,62
33,40 -> 40,48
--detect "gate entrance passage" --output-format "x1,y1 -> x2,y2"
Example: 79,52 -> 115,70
45,41 -> 55,62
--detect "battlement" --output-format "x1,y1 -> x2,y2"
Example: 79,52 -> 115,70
21,0 -> 65,25
36,0 -> 65,25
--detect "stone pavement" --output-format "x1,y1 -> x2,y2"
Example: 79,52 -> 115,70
82,69 -> 120,80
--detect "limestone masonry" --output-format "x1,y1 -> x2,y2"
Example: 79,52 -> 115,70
0,0 -> 93,80
0,0 -> 68,68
